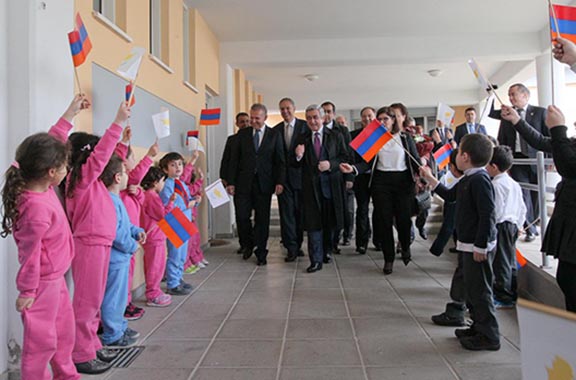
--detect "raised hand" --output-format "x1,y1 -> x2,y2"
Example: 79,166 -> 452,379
122,126 -> 132,144
63,94 -> 91,122
147,140 -> 160,158
114,101 -> 131,126
545,105 -> 565,130
553,37 -> 576,66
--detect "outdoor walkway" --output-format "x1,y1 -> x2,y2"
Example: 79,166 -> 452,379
91,237 -> 521,380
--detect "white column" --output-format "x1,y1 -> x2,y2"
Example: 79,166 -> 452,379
536,53 -> 566,108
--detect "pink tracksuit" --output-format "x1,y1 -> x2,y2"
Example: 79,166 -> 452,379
13,187 -> 80,380
115,143 -> 153,303
181,164 -> 205,268
141,189 -> 174,300
65,121 -> 122,363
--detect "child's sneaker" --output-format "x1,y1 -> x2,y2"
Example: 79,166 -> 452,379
167,285 -> 192,296
184,265 -> 199,274
147,294 -> 172,307
124,303 -> 145,321
124,327 -> 140,339
201,258 -> 209,265
105,333 -> 137,348
180,280 -> 193,290
197,262 -> 206,269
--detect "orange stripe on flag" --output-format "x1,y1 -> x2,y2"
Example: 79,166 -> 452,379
157,219 -> 184,248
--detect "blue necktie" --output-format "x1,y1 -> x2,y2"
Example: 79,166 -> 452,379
469,124 -> 475,134
253,129 -> 260,151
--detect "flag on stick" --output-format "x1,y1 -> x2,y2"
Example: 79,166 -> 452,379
68,13 -> 92,67
550,4 -> 576,44
199,108 -> 221,125
350,119 -> 393,162
152,108 -> 170,139
125,84 -> 136,107
117,47 -> 146,81
186,131 -> 205,153
173,179 -> 189,202
516,248 -> 528,269
205,179 -> 231,208
468,58 -> 504,104
436,103 -> 455,128
157,208 -> 198,248
433,143 -> 453,170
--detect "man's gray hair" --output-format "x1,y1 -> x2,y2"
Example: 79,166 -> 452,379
305,104 -> 325,118
251,103 -> 268,115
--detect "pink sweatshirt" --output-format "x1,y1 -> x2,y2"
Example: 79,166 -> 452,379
13,189 -> 74,298
65,123 -> 123,245
141,189 -> 174,243
180,162 -> 195,184
120,156 -> 153,226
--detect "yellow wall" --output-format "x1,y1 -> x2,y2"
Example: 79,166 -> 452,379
74,1 -> 219,293
266,111 -> 306,127
233,69 -> 262,118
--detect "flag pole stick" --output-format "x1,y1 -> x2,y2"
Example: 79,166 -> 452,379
478,93 -> 493,125
127,78 -> 137,107
549,0 -> 561,40
73,67 -> 83,95
389,135 -> 423,168
549,0 -> 559,105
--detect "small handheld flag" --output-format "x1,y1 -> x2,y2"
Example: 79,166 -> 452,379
157,208 -> 198,248
125,84 -> 136,107
152,108 -> 170,139
68,13 -> 92,67
117,47 -> 146,81
174,179 -> 189,202
205,179 -> 231,208
186,131 -> 205,153
199,108 -> 221,125
433,143 -> 453,170
349,119 -> 393,162
436,103 -> 455,128
550,4 -> 576,44
516,248 -> 528,269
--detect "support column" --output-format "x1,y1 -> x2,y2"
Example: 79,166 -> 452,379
536,53 -> 566,108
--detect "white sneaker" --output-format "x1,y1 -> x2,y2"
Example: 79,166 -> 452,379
197,262 -> 206,268
201,258 -> 209,265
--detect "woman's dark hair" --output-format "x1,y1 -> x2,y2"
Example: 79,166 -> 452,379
99,154 -> 124,188
159,152 -> 184,171
65,132 -> 100,198
376,106 -> 402,134
141,166 -> 165,190
389,102 -> 411,130
2,133 -> 68,237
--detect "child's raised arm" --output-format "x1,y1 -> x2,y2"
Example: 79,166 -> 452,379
49,94 -> 90,142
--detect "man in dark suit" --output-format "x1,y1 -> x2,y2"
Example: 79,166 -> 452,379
490,83 -> 548,242
295,105 -> 348,272
430,120 -> 454,152
227,104 -> 286,265
453,107 -> 487,145
220,112 -> 250,254
321,101 -> 353,255
273,98 -> 308,262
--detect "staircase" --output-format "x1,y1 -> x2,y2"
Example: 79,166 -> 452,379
424,195 -> 444,236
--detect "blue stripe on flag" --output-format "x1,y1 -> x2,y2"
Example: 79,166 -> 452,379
436,151 -> 451,165
356,126 -> 386,155
200,113 -> 220,120
166,213 -> 191,242
69,40 -> 83,55
551,18 -> 576,34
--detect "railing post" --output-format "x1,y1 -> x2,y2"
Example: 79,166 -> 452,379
536,152 -> 550,268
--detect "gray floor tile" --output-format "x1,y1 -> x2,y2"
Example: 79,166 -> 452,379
282,340 -> 361,366
294,276 -> 341,289
218,319 -> 286,339
280,367 -> 365,380
352,317 -> 423,338
229,301 -> 289,319
170,302 -> 232,320
130,341 -> 209,369
453,364 -> 522,380
366,366 -> 458,380
201,340 -> 282,367
286,319 -> 354,339
148,319 -> 222,341
192,368 -> 278,380
289,300 -> 348,319
105,368 -> 192,380
358,337 -> 445,367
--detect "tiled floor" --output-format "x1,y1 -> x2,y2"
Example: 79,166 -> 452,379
91,237 -> 521,380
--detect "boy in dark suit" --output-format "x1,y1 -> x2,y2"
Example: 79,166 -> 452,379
420,134 -> 500,351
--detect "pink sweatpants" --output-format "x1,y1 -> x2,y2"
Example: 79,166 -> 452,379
21,277 -> 80,380
185,232 -> 204,269
143,242 -> 167,301
71,242 -> 111,363
127,253 -> 136,304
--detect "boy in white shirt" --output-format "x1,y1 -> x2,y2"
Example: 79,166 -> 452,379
486,146 -> 526,308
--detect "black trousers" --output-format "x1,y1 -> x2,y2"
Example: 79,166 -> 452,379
353,174 -> 371,250
463,250 -> 500,343
277,184 -> 303,256
557,260 -> 576,312
430,201 -> 456,256
493,221 -> 519,303
321,195 -> 337,257
235,179 -> 272,260
342,188 -> 355,241
509,162 -> 538,235
370,170 -> 413,262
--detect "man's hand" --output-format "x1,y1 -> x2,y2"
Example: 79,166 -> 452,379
339,163 -> 354,174
473,251 -> 487,262
446,129 -> 453,140
553,36 -> 576,66
226,185 -> 235,196
318,160 -> 330,172
346,181 -> 354,190
295,144 -> 305,158
275,184 -> 284,195
430,129 -> 441,143
546,105 -> 565,130
500,105 -> 521,125
127,185 -> 139,195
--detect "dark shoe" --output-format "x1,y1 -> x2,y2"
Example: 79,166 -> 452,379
323,254 -> 333,264
167,285 -> 192,296
124,327 -> 140,339
357,246 -> 367,255
257,259 -> 267,266
455,328 -> 478,339
124,303 -> 145,321
285,253 -> 297,262
396,242 -> 402,255
297,249 -> 305,257
105,333 -> 137,348
449,247 -> 458,253
242,247 -> 253,260
373,242 -> 382,251
418,227 -> 428,240
306,263 -> 322,273
236,247 -> 243,254
431,312 -> 467,327
96,348 -> 120,363
401,250 -> 411,265
180,280 -> 193,291
75,359 -> 112,374
342,239 -> 351,246
524,233 -> 535,242
332,248 -> 341,255
459,335 -> 500,351
383,262 -> 393,275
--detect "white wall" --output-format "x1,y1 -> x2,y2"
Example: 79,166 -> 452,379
2,0 -> 73,373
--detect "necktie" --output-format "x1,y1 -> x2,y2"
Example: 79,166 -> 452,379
516,109 -> 529,155
285,123 -> 292,149
314,132 -> 321,159
469,124 -> 475,134
253,129 -> 260,152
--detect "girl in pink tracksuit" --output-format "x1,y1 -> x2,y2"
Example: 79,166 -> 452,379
64,102 -> 129,370
114,129 -> 159,319
1,103 -> 81,379
140,166 -> 175,306
181,163 -> 206,271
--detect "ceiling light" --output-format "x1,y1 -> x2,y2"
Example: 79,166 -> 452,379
427,69 -> 443,77
304,74 -> 319,82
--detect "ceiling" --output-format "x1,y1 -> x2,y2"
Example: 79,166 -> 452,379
189,0 -> 574,111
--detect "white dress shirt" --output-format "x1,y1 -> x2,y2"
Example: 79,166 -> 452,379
375,134 -> 407,171
492,172 -> 526,228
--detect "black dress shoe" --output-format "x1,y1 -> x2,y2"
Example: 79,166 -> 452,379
306,263 -> 322,273
401,250 -> 411,266
357,246 -> 367,255
236,247 -> 244,254
285,253 -> 297,262
97,348 -> 120,363
418,227 -> 428,240
373,242 -> 382,251
297,249 -> 305,257
256,259 -> 267,266
332,248 -> 341,255
449,247 -> 458,253
342,239 -> 350,246
75,359 -> 113,374
323,254 -> 333,264
383,262 -> 393,275
524,233 -> 535,242
242,247 -> 253,260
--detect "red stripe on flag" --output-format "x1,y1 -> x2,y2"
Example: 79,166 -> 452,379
125,84 -> 135,106
200,108 -> 221,115
157,219 -> 184,248
361,131 -> 393,162
554,4 -> 576,22
187,130 -> 199,137
350,120 -> 381,150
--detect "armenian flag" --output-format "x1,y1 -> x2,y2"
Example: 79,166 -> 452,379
199,108 -> 221,125
433,143 -> 453,170
551,4 -> 576,44
516,248 -> 528,269
349,119 -> 393,162
157,208 -> 198,248
125,84 -> 135,106
68,13 -> 92,67
174,179 -> 189,202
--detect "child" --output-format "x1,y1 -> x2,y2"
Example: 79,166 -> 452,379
159,152 -> 195,295
182,163 -> 207,273
141,166 -> 174,307
1,132 -> 80,380
99,155 -> 146,347
420,133 -> 500,351
64,101 -> 130,372
115,128 -> 159,321
486,146 -> 526,308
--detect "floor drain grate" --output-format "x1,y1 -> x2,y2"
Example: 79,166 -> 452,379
109,346 -> 145,368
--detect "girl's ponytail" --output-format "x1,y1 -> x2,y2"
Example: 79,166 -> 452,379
1,164 -> 26,237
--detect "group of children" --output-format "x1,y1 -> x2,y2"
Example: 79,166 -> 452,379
1,95 -> 206,379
